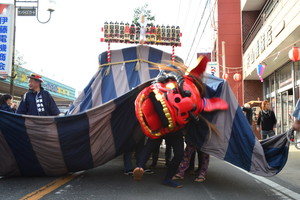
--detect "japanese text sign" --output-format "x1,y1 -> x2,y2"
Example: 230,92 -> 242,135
0,4 -> 14,76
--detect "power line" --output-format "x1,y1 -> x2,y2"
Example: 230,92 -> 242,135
176,0 -> 182,25
187,0 -> 216,66
180,0 -> 192,32
177,0 -> 203,60
184,0 -> 210,64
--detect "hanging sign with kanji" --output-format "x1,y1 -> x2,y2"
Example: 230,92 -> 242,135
0,4 -> 14,76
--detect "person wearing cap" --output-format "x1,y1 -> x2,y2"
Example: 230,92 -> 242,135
17,73 -> 60,116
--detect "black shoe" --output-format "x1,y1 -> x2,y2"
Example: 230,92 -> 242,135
144,168 -> 154,174
124,170 -> 133,176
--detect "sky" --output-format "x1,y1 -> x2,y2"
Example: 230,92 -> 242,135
2,0 -> 215,94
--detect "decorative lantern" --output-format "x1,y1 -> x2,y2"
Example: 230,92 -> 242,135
289,46 -> 300,62
222,73 -> 228,80
233,73 -> 241,81
257,63 -> 266,82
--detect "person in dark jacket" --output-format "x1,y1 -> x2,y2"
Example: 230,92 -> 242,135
256,100 -> 277,139
0,94 -> 17,113
17,73 -> 60,116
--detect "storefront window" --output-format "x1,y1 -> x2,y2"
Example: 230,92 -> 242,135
265,76 -> 270,94
294,61 -> 300,101
271,97 -> 275,111
295,60 -> 300,81
278,62 -> 292,88
276,93 -> 281,132
270,74 -> 275,93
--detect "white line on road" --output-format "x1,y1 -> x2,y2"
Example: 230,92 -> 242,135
233,166 -> 300,200
246,172 -> 300,200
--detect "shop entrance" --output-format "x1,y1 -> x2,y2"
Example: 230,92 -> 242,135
276,89 -> 293,134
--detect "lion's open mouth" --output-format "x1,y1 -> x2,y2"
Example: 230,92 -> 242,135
136,88 -> 175,138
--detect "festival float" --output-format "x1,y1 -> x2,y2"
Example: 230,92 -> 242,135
0,15 -> 297,178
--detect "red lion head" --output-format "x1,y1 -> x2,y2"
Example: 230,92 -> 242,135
135,56 -> 228,139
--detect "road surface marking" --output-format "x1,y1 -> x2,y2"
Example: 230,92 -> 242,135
247,172 -> 300,200
19,171 -> 83,200
232,165 -> 300,200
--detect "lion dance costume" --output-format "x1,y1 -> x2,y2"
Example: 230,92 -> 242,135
135,56 -> 229,139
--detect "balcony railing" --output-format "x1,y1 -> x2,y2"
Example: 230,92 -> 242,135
242,0 -> 279,53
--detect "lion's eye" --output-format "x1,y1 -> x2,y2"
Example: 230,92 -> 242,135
175,97 -> 181,103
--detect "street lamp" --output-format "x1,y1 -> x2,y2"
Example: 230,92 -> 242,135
9,0 -> 55,96
36,0 -> 55,24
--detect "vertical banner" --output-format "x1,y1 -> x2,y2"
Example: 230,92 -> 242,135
0,4 -> 14,76
206,62 -> 220,77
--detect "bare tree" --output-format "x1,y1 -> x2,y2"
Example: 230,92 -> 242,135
9,50 -> 27,96
15,50 -> 27,68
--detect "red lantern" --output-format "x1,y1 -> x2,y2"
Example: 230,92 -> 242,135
233,73 -> 241,81
289,46 -> 300,62
222,73 -> 228,80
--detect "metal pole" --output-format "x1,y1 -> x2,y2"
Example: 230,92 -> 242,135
292,61 -> 296,106
222,41 -> 226,76
171,45 -> 175,62
9,0 -> 17,97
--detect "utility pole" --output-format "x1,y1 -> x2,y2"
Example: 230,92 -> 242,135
9,0 -> 17,97
222,41 -> 226,76
9,0 -> 55,97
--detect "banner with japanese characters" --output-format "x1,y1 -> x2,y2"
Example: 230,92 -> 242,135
0,4 -> 14,76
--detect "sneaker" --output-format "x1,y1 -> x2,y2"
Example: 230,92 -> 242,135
144,168 -> 154,174
124,170 -> 133,176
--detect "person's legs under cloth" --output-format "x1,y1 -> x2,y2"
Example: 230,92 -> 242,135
150,140 -> 161,168
162,131 -> 184,188
133,138 -> 162,181
165,139 -> 172,167
173,143 -> 196,179
195,151 -> 210,182
123,152 -> 134,175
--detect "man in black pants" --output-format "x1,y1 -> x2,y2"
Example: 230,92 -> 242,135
133,131 -> 184,188
150,139 -> 172,168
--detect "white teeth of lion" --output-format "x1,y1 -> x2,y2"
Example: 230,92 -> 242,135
155,94 -> 162,100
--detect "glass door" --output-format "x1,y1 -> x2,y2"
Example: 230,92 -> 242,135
276,93 -> 282,133
280,90 -> 294,133
281,92 -> 288,133
288,91 -> 294,131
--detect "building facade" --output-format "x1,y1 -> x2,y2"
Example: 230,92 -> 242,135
0,66 -> 76,111
210,0 -> 300,136
212,0 -> 243,104
242,0 -> 300,134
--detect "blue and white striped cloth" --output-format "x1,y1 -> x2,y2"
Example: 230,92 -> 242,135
68,45 -> 182,114
0,45 -> 289,177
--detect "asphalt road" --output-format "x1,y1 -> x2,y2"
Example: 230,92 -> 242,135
1,153 -> 300,200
